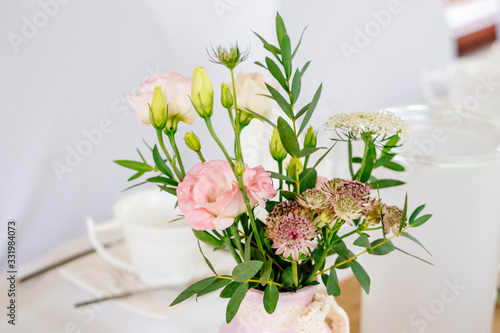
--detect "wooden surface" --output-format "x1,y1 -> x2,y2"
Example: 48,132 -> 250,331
336,276 -> 500,333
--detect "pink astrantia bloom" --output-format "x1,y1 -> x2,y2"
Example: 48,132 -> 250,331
177,160 -> 276,231
381,204 -> 405,234
266,201 -> 318,261
322,178 -> 371,225
123,72 -> 196,126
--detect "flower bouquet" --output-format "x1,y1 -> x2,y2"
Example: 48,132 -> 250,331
117,13 -> 431,332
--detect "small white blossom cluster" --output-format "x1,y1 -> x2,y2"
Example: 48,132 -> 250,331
324,110 -> 409,138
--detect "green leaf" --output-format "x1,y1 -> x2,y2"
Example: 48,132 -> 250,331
292,26 -> 308,58
385,162 -> 405,172
158,185 -> 177,196
114,160 -> 154,172
265,57 -> 288,92
254,61 -> 267,70
146,176 -> 178,186
327,267 -> 341,296
232,260 -> 263,282
351,260 -> 370,294
410,214 -> 432,228
127,171 -> 144,181
291,68 -> 301,104
123,181 -> 148,192
266,84 -> 294,119
197,277 -> 231,297
260,258 -> 273,286
394,247 -> 434,266
170,277 -> 216,306
277,117 -> 300,157
334,255 -> 351,269
153,145 -> 174,178
220,281 -> 242,298
300,60 -> 311,76
370,239 -> 395,255
136,148 -> 147,163
373,153 -> 395,168
333,240 -> 350,259
281,266 -> 294,287
279,34 -> 292,79
275,13 -> 287,46
197,240 -> 217,275
263,283 -> 279,314
299,168 -> 317,192
358,139 -> 375,183
401,232 -> 432,256
226,283 -> 248,323
192,230 -> 223,248
243,107 -> 277,129
382,135 -> 400,155
253,31 -> 280,58
298,84 -> 322,135
352,157 -> 363,164
353,234 -> 372,250
295,102 -> 310,119
369,179 -> 405,189
270,172 -> 294,183
399,193 -> 408,233
409,204 -> 426,223
280,190 -> 297,200
298,147 -> 323,158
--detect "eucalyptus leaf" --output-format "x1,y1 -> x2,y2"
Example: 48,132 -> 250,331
351,260 -> 370,294
146,176 -> 178,186
292,26 -> 308,58
220,281 -> 242,299
226,283 -> 248,323
370,239 -> 395,255
299,168 -> 317,192
114,160 -> 154,172
291,68 -> 301,104
253,31 -> 280,58
197,240 -> 217,275
192,230 -> 223,248
277,117 -> 300,157
265,57 -> 288,92
197,277 -> 231,297
127,171 -> 144,181
409,214 -> 432,228
399,193 -> 408,233
295,102 -> 310,119
153,145 -> 174,178
327,267 -> 341,296
369,179 -> 405,189
266,84 -> 294,119
270,172 -> 294,183
401,232 -> 432,256
409,204 -> 426,223
170,277 -> 217,306
279,34 -> 292,79
232,260 -> 263,282
263,283 -> 279,314
353,234 -> 372,250
298,84 -> 322,135
260,258 -> 273,286
280,190 -> 297,200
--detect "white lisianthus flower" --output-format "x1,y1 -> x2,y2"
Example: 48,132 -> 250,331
231,71 -> 276,119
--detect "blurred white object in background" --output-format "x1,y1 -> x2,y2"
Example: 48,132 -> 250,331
361,105 -> 500,333
421,45 -> 500,118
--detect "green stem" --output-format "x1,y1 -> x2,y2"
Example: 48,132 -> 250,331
292,261 -> 299,287
278,160 -> 283,202
196,151 -> 206,162
156,129 -> 182,181
348,138 -> 354,179
229,224 -> 244,258
305,247 -> 329,284
167,132 -> 185,179
204,117 -> 234,167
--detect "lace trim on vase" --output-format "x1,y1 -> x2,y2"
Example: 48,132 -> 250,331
237,291 -> 350,333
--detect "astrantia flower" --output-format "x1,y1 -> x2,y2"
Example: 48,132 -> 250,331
297,189 -> 328,211
381,204 -> 405,234
266,201 -> 317,261
321,178 -> 371,225
364,199 -> 382,225
324,110 -> 409,138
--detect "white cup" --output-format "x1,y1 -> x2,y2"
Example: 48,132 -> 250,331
86,189 -> 199,287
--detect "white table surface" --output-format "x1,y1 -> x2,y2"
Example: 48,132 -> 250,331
0,234 -> 229,333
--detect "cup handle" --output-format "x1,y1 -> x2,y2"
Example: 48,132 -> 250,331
420,68 -> 448,107
86,216 -> 137,274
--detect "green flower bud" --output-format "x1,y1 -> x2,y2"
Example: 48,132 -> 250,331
184,131 -> 201,152
304,126 -> 317,148
149,86 -> 167,130
209,44 -> 249,70
287,157 -> 303,181
234,161 -> 246,177
191,67 -> 214,118
270,128 -> 287,162
221,83 -> 233,109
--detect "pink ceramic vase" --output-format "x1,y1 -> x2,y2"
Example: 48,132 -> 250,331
219,285 -> 332,333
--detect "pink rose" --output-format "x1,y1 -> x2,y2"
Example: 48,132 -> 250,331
177,160 -> 277,231
123,72 -> 196,125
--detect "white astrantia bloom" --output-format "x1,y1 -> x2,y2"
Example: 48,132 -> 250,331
324,110 -> 409,138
